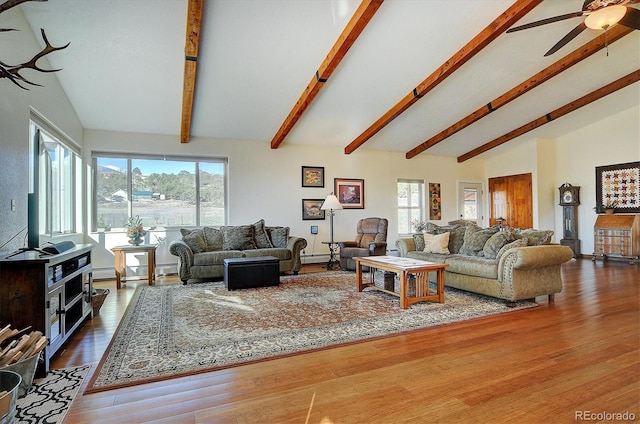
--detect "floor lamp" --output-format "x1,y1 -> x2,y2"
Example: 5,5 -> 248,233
321,193 -> 342,270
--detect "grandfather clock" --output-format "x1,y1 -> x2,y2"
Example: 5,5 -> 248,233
559,183 -> 581,258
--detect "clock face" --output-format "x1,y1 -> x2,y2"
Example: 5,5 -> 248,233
563,190 -> 573,204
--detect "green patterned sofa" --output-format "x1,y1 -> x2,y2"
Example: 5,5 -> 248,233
169,219 -> 307,284
395,222 -> 573,305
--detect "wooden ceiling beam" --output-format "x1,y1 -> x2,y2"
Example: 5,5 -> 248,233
406,24 -> 634,159
457,69 -> 640,162
180,0 -> 203,143
271,0 -> 384,149
343,0 -> 543,155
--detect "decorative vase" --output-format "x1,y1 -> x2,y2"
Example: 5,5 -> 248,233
128,236 -> 143,246
605,209 -> 615,215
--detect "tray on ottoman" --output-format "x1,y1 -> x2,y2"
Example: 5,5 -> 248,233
223,256 -> 280,290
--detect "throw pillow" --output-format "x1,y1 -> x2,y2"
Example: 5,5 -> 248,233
202,227 -> 223,251
181,230 -> 207,253
516,229 -> 554,246
447,225 -> 467,254
252,219 -> 274,249
496,237 -> 528,261
459,223 -> 499,256
267,226 -> 289,248
423,232 -> 450,254
413,233 -> 425,252
221,225 -> 256,250
482,231 -> 512,260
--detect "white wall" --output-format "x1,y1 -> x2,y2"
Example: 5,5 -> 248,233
84,130 -> 485,277
0,6 -> 84,253
554,104 -> 640,255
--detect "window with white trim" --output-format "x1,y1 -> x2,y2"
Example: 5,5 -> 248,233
29,118 -> 80,237
397,179 -> 425,235
92,153 -> 227,231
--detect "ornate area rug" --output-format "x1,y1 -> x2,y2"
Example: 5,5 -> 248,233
86,271 -> 536,393
16,365 -> 90,424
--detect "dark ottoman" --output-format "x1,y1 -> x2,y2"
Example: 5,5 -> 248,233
223,256 -> 280,290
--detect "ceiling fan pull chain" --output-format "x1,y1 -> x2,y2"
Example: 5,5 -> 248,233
605,28 -> 609,57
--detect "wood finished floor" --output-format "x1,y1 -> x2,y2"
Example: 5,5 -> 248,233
53,259 -> 639,424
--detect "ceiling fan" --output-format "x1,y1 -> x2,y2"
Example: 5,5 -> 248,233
507,0 -> 640,56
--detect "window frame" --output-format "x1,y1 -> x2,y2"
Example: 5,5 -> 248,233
91,152 -> 228,232
29,115 -> 81,238
397,178 -> 425,236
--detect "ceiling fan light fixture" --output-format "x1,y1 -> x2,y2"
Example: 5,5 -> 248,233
584,5 -> 627,30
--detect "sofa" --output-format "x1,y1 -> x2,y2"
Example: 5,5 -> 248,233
395,222 -> 574,305
169,219 -> 307,284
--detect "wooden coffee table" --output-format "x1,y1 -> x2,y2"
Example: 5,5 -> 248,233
354,256 -> 449,309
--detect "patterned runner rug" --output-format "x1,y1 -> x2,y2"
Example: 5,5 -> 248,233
16,365 -> 90,424
86,271 -> 536,393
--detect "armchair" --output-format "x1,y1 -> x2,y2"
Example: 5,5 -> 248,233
338,217 -> 388,271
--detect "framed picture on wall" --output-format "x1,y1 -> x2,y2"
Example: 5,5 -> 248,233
334,178 -> 364,209
302,199 -> 326,220
595,161 -> 640,213
302,166 -> 325,188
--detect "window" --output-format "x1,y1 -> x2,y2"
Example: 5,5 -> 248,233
93,153 -> 227,231
397,179 -> 425,234
29,118 -> 80,237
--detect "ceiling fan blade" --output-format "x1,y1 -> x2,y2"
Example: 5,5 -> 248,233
506,11 -> 584,32
618,7 -> 640,30
544,22 -> 588,56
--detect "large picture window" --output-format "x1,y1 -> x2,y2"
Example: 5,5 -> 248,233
92,153 -> 227,231
397,179 -> 425,235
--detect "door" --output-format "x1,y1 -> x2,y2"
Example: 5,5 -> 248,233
488,173 -> 533,229
457,182 -> 483,225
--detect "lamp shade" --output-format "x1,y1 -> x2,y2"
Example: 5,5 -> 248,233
585,5 -> 626,29
321,193 -> 343,211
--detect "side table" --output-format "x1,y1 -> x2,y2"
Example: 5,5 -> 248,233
112,244 -> 157,289
322,241 -> 341,270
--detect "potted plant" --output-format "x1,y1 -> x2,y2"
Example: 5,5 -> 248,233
126,215 -> 147,245
410,218 -> 427,233
594,200 -> 617,214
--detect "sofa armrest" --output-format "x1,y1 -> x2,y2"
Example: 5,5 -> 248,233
498,244 -> 574,300
169,240 -> 194,282
287,236 -> 308,273
498,244 -> 574,273
395,238 -> 416,257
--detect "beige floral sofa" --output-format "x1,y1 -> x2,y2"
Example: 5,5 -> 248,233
395,222 -> 574,305
169,219 -> 307,284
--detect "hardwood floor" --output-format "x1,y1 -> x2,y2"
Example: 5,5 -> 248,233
54,260 -> 639,423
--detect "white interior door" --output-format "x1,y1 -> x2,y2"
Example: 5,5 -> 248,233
457,182 -> 483,226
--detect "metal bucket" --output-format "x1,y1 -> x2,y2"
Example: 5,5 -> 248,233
0,370 -> 22,424
2,352 -> 41,398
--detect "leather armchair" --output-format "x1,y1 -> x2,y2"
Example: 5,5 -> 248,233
338,217 -> 388,271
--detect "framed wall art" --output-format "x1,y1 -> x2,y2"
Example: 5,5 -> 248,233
302,199 -> 326,220
302,166 -> 325,188
595,161 -> 640,213
429,183 -> 442,220
334,178 -> 364,209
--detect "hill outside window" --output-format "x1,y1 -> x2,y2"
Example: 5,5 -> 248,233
92,153 -> 227,232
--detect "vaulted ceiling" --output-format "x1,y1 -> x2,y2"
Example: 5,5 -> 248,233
17,0 -> 640,161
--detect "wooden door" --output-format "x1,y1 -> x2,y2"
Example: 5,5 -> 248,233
488,173 -> 532,229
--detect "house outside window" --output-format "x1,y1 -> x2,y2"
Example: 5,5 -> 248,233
397,179 -> 425,235
92,153 -> 227,231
